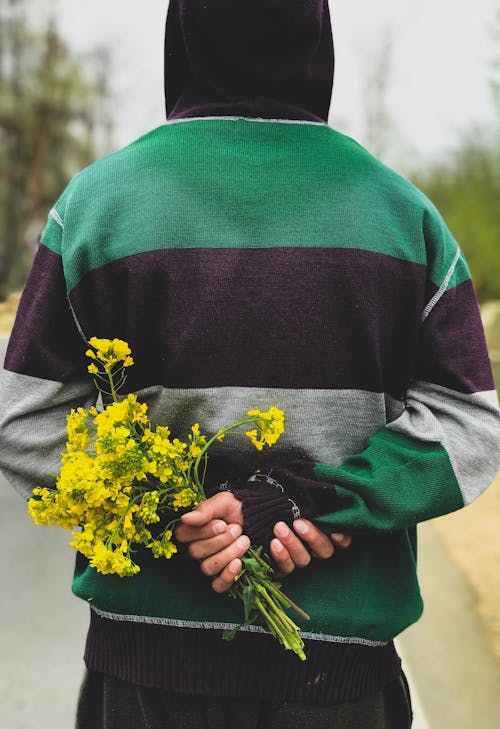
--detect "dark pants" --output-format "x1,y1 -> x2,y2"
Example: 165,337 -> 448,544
76,670 -> 413,729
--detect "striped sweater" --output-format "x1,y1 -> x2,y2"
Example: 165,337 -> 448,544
1,116 -> 499,703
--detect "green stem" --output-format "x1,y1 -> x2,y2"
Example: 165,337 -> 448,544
266,583 -> 311,621
192,417 -> 261,494
105,492 -> 143,547
254,596 -> 289,646
105,364 -> 120,402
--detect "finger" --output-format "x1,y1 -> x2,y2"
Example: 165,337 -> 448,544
273,522 -> 311,568
293,520 -> 335,559
188,524 -> 243,560
269,538 -> 295,578
200,534 -> 250,577
331,533 -> 352,548
211,559 -> 242,594
180,498 -> 220,527
181,492 -> 236,527
175,519 -> 227,544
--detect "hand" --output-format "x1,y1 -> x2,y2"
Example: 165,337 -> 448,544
270,519 -> 352,578
175,492 -> 248,594
180,491 -> 243,529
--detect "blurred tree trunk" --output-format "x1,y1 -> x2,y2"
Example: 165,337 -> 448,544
362,31 -> 395,160
0,1 -> 113,299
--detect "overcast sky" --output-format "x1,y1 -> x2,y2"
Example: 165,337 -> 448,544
34,0 -> 498,168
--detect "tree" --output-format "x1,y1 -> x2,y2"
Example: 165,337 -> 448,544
0,0 -> 113,298
411,133 -> 500,303
362,32 -> 395,160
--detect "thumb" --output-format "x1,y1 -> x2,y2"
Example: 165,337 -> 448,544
181,493 -> 230,526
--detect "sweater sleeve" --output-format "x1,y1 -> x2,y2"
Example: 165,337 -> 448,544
0,202 -> 96,500
231,220 -> 500,540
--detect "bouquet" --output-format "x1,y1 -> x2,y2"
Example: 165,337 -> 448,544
28,338 -> 309,660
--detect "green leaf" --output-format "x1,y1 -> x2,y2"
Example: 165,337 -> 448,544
242,583 -> 256,622
222,627 -> 240,642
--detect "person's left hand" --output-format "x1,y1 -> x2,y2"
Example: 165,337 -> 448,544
175,492 -> 249,591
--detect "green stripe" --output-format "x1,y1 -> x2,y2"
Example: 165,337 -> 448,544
72,527 -> 423,643
313,428 -> 464,533
56,120 -> 445,292
422,205 -> 471,289
40,216 -> 63,256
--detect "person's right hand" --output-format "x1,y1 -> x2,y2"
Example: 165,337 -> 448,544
204,520 -> 352,592
270,519 -> 352,578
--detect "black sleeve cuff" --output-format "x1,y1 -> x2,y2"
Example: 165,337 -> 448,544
230,488 -> 296,546
214,461 -> 340,547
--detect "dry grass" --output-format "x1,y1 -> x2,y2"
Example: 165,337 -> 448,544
433,471 -> 500,659
0,292 -> 20,338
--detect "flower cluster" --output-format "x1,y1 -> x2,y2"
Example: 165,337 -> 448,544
28,340 -> 305,659
245,407 -> 285,451
28,339 -> 208,576
28,338 -> 286,580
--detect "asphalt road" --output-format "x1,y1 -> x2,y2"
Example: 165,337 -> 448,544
1,338 -> 499,728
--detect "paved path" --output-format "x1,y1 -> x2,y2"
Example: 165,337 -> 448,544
398,523 -> 500,729
0,481 -> 89,729
1,339 -> 499,728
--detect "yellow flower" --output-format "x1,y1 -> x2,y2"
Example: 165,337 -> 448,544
88,363 -> 99,375
87,337 -> 134,369
172,488 -> 198,510
245,429 -> 264,451
148,533 -> 178,560
246,407 -> 285,450
189,443 -> 202,458
89,540 -> 140,577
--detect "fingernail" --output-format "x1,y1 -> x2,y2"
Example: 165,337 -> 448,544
229,524 -> 242,538
229,560 -> 241,575
331,533 -> 345,542
272,539 -> 284,553
294,520 -> 308,536
213,522 -> 227,535
237,535 -> 250,549
275,522 -> 288,538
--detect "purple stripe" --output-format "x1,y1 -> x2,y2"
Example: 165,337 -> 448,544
416,279 -> 494,394
69,248 -> 426,397
84,610 -> 402,703
5,245 -> 86,381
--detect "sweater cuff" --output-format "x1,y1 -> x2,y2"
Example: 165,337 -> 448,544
230,488 -> 298,547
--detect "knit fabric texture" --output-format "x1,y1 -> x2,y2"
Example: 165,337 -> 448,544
1,117 -> 499,701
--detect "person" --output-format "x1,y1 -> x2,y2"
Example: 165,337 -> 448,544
1,1 -> 499,727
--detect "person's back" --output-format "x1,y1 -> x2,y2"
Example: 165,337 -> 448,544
1,1 -> 499,727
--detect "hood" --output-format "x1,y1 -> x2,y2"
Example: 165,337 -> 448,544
164,0 -> 334,123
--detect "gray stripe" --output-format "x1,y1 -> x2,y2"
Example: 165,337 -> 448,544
49,207 -> 64,229
135,385 -> 397,467
2,372 -> 496,509
90,606 -> 388,647
0,370 -> 95,500
165,117 -> 327,127
387,381 -> 500,504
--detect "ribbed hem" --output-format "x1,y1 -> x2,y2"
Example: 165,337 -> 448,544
84,610 -> 402,704
233,488 -> 296,545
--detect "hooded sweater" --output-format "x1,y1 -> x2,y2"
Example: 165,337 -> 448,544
1,0 -> 499,705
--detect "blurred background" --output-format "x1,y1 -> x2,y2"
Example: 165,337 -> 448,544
0,1 -> 499,727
